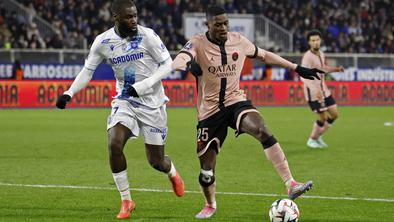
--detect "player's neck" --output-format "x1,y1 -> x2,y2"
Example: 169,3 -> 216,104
206,32 -> 226,46
310,48 -> 320,55
115,26 -> 138,39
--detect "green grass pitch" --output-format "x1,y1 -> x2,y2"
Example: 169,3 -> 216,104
0,106 -> 393,221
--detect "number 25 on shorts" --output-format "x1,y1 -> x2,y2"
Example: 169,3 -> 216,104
197,128 -> 209,142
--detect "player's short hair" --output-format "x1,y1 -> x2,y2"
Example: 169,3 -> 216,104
306,29 -> 322,41
206,5 -> 226,20
111,0 -> 135,13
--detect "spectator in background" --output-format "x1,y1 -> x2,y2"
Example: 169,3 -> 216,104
1,0 -> 393,54
47,32 -> 63,48
26,2 -> 36,25
0,34 -> 3,48
263,64 -> 272,80
0,23 -> 12,45
12,60 -> 23,80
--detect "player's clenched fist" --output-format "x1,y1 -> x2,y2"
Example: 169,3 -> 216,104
56,94 -> 71,109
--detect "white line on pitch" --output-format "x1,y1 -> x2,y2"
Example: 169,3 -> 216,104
0,182 -> 393,203
383,121 -> 394,126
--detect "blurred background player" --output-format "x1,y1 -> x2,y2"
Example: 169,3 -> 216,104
301,30 -> 344,149
170,6 -> 320,219
55,0 -> 184,219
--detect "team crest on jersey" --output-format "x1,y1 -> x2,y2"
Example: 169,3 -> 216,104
183,42 -> 192,50
232,52 -> 239,61
122,36 -> 143,52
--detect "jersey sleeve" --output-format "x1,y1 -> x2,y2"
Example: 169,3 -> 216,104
146,30 -> 171,63
301,53 -> 312,68
178,37 -> 198,59
240,35 -> 258,58
321,51 -> 327,65
172,37 -> 198,71
84,35 -> 105,71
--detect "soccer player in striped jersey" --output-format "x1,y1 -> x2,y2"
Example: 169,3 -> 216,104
169,6 -> 319,219
301,30 -> 344,148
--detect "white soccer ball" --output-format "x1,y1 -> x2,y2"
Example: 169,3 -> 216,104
268,199 -> 300,222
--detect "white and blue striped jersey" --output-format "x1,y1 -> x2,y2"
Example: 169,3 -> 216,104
85,25 -> 171,108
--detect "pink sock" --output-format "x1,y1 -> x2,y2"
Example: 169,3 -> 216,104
320,121 -> 331,135
310,122 -> 323,140
201,182 -> 216,208
264,143 -> 293,183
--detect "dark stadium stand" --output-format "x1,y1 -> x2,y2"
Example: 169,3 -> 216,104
0,0 -> 393,53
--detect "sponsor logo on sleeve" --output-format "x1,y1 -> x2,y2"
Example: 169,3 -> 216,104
183,42 -> 193,50
101,39 -> 111,44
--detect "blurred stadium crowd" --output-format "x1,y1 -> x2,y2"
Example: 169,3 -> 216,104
0,0 -> 393,53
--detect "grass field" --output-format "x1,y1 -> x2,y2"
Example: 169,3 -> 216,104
1,106 -> 393,221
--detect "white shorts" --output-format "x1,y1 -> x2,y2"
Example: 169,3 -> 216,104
106,99 -> 168,145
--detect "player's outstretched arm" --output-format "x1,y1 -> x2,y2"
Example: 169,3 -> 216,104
128,48 -> 194,98
129,57 -> 173,97
55,67 -> 94,109
129,50 -> 195,97
56,34 -> 103,109
257,49 -> 323,80
323,64 -> 344,74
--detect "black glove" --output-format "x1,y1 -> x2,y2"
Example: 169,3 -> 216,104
187,60 -> 202,77
56,94 -> 71,109
128,86 -> 139,97
295,65 -> 324,80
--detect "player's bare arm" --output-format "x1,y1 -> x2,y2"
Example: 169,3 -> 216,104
255,47 -> 323,80
323,64 -> 345,73
172,53 -> 191,71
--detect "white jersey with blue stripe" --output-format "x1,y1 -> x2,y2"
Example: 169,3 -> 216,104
85,25 -> 171,108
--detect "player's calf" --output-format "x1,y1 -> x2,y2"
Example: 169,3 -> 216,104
196,169 -> 217,219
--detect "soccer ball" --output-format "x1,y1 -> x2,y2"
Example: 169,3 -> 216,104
268,199 -> 300,222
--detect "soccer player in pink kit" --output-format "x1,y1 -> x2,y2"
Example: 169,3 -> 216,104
169,6 -> 322,219
301,30 -> 344,149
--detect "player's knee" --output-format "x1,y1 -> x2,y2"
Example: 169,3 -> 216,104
257,126 -> 271,142
199,169 -> 215,187
316,119 -> 325,127
330,112 -> 338,121
108,138 -> 124,157
327,115 -> 337,124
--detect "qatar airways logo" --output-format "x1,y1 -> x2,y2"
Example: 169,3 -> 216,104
207,64 -> 237,77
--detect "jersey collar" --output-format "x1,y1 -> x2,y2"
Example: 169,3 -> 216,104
205,31 -> 226,46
